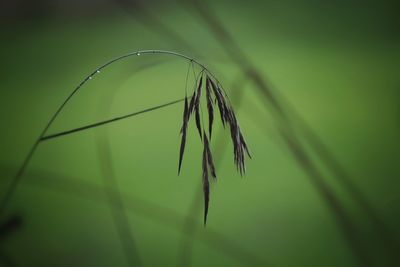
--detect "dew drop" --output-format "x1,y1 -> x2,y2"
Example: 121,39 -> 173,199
89,76 -> 92,80
137,52 -> 141,56
96,70 -> 100,73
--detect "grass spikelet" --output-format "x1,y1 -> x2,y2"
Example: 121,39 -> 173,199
178,96 -> 189,174
204,133 -> 216,179
209,78 -> 227,127
195,106 -> 202,138
178,68 -> 251,224
239,131 -> 252,159
194,75 -> 203,138
205,76 -> 214,139
188,90 -> 197,115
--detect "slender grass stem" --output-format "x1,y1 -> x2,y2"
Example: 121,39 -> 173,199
0,50 -> 218,219
40,98 -> 185,141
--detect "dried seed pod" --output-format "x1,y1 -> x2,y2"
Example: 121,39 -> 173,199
240,131 -> 251,159
209,78 -> 226,126
194,76 -> 203,138
196,75 -> 203,99
195,105 -> 202,138
204,133 -> 216,179
188,90 -> 196,115
202,139 -> 210,225
178,96 -> 189,174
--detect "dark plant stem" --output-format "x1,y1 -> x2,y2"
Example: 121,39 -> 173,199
40,98 -> 185,141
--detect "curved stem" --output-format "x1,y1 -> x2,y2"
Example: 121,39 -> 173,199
0,50 -> 216,218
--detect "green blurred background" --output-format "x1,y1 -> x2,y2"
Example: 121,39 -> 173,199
0,0 -> 399,266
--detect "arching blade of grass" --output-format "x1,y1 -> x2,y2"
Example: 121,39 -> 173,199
40,98 -> 185,142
